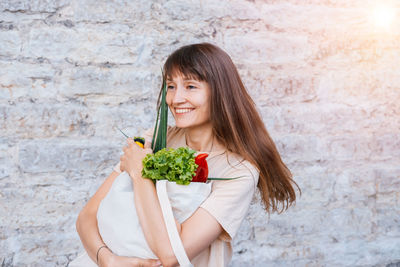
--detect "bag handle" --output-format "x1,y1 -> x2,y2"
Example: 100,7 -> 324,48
156,180 -> 193,267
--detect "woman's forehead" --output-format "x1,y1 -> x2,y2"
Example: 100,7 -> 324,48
166,71 -> 201,82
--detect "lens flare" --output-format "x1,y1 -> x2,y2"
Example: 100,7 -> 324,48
372,5 -> 397,29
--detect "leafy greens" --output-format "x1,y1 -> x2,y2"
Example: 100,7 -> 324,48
142,147 -> 198,185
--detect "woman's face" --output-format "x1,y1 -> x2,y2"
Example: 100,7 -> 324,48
166,73 -> 211,129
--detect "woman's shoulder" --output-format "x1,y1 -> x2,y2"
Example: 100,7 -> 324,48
209,150 -> 260,186
214,150 -> 259,173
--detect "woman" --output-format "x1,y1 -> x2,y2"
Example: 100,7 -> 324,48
75,42 -> 300,267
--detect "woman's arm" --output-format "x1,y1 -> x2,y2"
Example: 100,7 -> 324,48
121,140 -> 224,267
75,170 -> 119,265
76,170 -> 162,267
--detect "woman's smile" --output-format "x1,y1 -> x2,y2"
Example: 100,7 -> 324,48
175,108 -> 195,115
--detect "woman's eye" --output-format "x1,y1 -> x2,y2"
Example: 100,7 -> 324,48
188,85 -> 196,89
167,85 -> 175,90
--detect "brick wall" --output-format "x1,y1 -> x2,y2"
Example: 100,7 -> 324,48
1,0 -> 399,266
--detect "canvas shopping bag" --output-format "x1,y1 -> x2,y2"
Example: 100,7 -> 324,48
69,172 -> 211,266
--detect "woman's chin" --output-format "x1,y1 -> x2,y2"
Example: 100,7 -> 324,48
175,121 -> 191,128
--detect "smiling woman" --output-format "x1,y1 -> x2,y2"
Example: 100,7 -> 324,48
73,43 -> 300,267
166,76 -> 211,131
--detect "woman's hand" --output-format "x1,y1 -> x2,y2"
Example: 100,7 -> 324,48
101,253 -> 161,267
120,138 -> 152,180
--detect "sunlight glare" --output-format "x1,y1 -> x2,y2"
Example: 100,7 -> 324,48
372,5 -> 396,29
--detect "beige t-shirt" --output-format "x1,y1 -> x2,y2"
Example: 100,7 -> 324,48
113,126 -> 260,267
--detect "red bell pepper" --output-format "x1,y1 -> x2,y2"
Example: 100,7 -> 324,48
192,153 -> 209,183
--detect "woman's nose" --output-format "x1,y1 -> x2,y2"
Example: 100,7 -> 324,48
172,85 -> 186,104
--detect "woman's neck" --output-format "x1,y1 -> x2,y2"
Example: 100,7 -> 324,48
185,124 -> 214,152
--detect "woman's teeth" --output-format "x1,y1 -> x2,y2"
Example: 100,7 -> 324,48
175,108 -> 194,114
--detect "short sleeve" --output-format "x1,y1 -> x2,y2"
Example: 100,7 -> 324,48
112,127 -> 155,174
200,162 -> 259,242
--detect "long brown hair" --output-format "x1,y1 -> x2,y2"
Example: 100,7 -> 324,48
158,43 -> 301,214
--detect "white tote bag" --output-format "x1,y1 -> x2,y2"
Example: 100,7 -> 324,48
69,172 -> 211,267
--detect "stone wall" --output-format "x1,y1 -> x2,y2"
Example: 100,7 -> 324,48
1,0 -> 399,266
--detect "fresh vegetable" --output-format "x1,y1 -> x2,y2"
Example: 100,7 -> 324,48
192,153 -> 209,183
142,147 -> 243,184
142,147 -> 198,185
151,70 -> 168,153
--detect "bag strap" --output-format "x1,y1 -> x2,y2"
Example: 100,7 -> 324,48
156,180 -> 193,267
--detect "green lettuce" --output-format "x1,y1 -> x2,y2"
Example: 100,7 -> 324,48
141,147 -> 198,185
